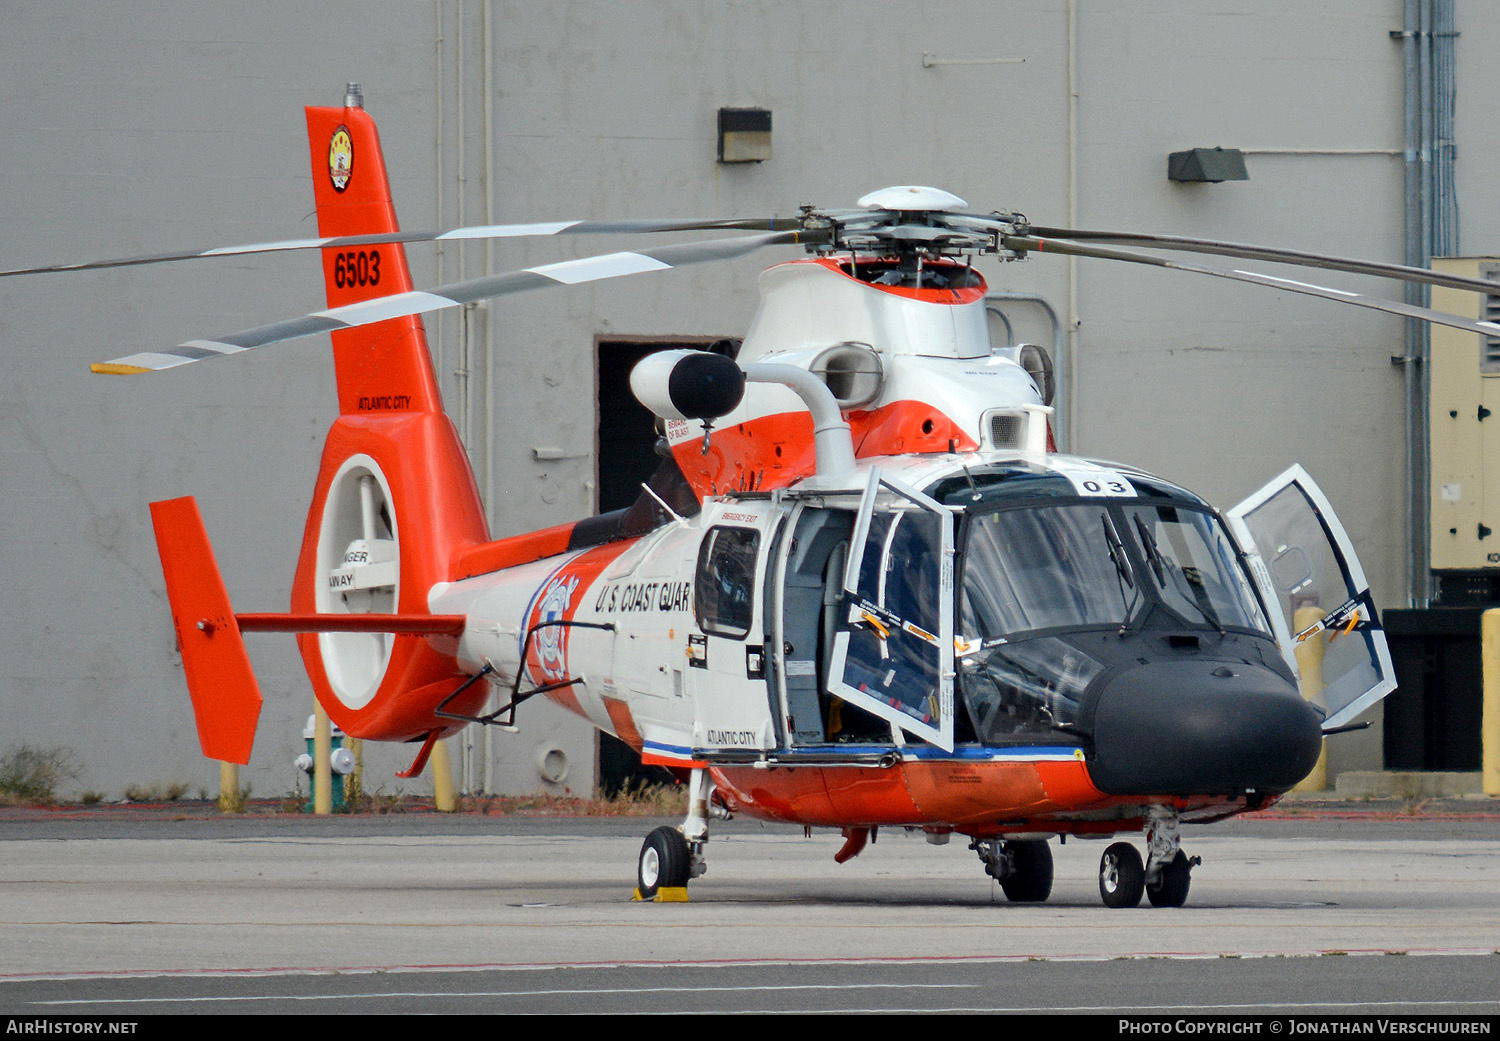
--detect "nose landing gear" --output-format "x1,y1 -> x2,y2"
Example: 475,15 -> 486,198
1098,807 -> 1201,908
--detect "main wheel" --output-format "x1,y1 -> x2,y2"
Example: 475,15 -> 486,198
1099,841 -> 1145,908
638,825 -> 691,899
1000,840 -> 1053,903
1146,850 -> 1193,908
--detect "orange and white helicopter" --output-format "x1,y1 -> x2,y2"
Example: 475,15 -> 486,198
32,89 -> 1500,908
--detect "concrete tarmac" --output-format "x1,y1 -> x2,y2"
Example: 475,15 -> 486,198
1,802 -> 1497,1014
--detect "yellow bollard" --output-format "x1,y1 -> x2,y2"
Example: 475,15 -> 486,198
344,737 -> 363,810
431,736 -> 457,812
218,761 -> 241,812
1293,604 -> 1329,792
1483,610 -> 1500,796
313,700 -> 333,816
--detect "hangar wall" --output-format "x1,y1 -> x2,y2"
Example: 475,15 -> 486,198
0,1 -> 1487,798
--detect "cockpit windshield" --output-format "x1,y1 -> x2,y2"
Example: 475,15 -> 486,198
1121,503 -> 1266,634
961,505 -> 1134,636
960,502 -> 1269,640
821,465 -> 1281,750
955,497 -> 1273,744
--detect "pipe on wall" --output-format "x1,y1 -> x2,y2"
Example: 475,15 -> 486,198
1400,0 -> 1458,609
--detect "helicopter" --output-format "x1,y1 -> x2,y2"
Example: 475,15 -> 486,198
34,88 -> 1500,909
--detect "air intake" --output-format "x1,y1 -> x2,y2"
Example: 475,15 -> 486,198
980,405 -> 1051,454
810,342 -> 885,408
989,412 -> 1023,448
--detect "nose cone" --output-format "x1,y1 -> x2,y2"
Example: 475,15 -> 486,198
1087,660 -> 1323,796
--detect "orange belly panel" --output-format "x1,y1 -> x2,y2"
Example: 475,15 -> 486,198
902,760 -> 1051,825
1036,758 -> 1112,811
713,756 -> 1268,833
711,766 -> 838,825
820,766 -> 924,823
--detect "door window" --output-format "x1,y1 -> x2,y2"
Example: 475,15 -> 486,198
695,526 -> 759,639
828,471 -> 956,750
1226,466 -> 1395,730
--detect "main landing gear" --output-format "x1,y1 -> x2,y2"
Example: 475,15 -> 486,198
635,767 -> 714,901
1097,807 -> 1201,908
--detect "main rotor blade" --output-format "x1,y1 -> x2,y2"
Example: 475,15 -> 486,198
1021,225 -> 1500,299
1003,234 -> 1500,342
3,216 -> 800,279
92,228 -> 827,374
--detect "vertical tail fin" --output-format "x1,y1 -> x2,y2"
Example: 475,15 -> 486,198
305,96 -> 444,416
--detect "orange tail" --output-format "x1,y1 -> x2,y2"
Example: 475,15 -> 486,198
291,95 -> 491,744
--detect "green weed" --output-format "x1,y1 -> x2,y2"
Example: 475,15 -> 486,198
0,744 -> 81,804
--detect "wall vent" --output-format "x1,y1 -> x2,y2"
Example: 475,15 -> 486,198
1482,262 -> 1500,373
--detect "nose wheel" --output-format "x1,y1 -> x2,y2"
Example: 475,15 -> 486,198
1146,850 -> 1197,908
1098,841 -> 1145,908
1099,809 -> 1201,908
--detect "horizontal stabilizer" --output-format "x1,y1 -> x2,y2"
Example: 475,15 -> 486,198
235,613 -> 465,634
149,497 -> 263,765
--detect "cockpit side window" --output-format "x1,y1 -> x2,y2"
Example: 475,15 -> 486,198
696,526 -> 759,638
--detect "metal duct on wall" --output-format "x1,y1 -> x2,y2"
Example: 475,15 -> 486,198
1399,0 -> 1459,608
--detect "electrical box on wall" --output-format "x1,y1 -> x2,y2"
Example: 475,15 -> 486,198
1429,257 -> 1500,572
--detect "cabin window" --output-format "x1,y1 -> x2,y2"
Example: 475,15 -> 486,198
696,526 -> 759,638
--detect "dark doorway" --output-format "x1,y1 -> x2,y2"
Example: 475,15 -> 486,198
595,339 -> 720,795
597,342 -> 677,514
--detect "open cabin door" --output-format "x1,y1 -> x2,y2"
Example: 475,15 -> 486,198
1225,465 -> 1396,731
827,470 -> 956,751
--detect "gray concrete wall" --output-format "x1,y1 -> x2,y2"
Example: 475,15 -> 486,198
0,1 -> 1483,797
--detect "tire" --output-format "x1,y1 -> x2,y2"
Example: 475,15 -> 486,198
638,825 -> 691,899
1000,840 -> 1053,903
1146,850 -> 1192,908
1099,841 -> 1145,908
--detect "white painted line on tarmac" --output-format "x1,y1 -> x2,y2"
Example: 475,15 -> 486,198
34,982 -> 979,1006
4,946 -> 1499,984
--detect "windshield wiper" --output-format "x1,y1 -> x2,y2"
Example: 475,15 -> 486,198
1102,511 -> 1134,589
1132,514 -> 1167,585
1133,515 -> 1225,634
1101,511 -> 1140,629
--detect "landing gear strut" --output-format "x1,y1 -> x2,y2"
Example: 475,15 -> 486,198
973,837 -> 1054,903
1144,807 -> 1199,908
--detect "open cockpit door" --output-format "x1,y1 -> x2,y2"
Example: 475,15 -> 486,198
1225,465 -> 1396,731
827,469 -> 956,750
